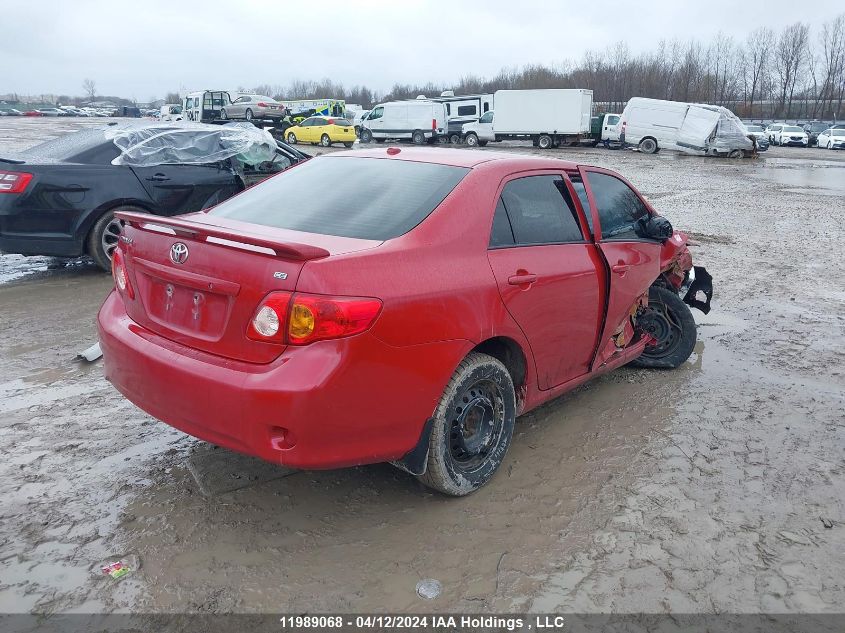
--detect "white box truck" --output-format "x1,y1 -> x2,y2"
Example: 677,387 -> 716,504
461,89 -> 592,149
619,97 -> 758,157
359,100 -> 448,144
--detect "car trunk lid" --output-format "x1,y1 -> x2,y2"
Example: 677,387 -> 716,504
115,210 -> 379,363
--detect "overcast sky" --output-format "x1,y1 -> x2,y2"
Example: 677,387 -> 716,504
3,0 -> 842,100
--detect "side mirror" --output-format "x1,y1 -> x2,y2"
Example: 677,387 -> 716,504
635,215 -> 673,241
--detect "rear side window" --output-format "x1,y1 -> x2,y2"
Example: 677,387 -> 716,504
210,156 -> 468,240
489,198 -> 515,247
496,176 -> 583,245
584,172 -> 649,239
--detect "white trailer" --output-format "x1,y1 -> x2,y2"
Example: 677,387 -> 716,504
424,91 -> 494,143
461,89 -> 592,149
619,97 -> 756,157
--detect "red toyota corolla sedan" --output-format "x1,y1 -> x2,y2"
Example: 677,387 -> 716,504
98,148 -> 712,495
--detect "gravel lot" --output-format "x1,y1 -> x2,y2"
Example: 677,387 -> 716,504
0,118 -> 843,619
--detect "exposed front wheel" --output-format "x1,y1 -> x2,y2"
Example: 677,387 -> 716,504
360,128 -> 373,143
320,134 -> 331,147
631,286 -> 698,369
417,352 -> 516,496
220,109 -> 228,120
245,108 -> 253,121
465,132 -> 479,147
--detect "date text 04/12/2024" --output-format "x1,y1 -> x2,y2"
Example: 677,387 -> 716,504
278,615 -> 568,630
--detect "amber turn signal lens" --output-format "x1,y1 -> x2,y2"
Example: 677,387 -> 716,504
288,303 -> 315,339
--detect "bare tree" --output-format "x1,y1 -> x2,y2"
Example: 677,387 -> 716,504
774,22 -> 810,116
82,78 -> 96,102
817,14 -> 845,119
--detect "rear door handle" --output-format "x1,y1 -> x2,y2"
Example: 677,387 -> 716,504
147,174 -> 170,182
508,273 -> 538,286
611,263 -> 630,276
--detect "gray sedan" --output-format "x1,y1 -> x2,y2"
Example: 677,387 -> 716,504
220,95 -> 286,122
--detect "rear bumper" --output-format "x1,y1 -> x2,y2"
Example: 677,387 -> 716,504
97,291 -> 470,469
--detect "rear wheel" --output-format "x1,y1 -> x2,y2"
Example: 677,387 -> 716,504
478,140 -> 488,147
286,132 -> 297,144
87,205 -> 146,272
343,141 -> 354,148
360,128 -> 373,143
220,108 -> 228,120
728,149 -> 744,159
631,286 -> 697,369
639,137 -> 658,154
538,134 -> 553,149
417,352 -> 516,496
320,134 -> 331,147
412,130 -> 426,145
449,133 -> 461,144
465,132 -> 479,147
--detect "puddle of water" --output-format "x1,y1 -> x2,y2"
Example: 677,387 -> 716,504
750,164 -> 845,192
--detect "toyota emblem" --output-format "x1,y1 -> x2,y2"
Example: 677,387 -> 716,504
170,242 -> 189,264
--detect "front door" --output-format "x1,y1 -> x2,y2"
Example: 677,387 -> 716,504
578,167 -> 662,366
486,173 -> 603,389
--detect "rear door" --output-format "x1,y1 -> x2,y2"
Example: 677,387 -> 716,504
487,172 -> 603,389
578,167 -> 661,367
130,164 -> 242,216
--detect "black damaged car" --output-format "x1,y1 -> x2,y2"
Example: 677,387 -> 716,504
0,123 -> 309,270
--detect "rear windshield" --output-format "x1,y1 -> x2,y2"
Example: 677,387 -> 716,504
18,127 -> 110,161
784,126 -> 803,132
746,125 -> 763,132
210,156 -> 469,240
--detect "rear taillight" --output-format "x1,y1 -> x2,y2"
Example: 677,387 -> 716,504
246,291 -> 292,343
111,248 -> 135,299
432,118 -> 437,130
0,170 -> 33,194
247,292 -> 382,346
257,102 -> 268,107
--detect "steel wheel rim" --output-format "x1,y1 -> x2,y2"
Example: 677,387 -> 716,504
101,217 -> 124,260
449,379 -> 504,471
641,300 -> 683,358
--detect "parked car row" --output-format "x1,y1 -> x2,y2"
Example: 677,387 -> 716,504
763,122 -> 845,148
0,106 -> 119,117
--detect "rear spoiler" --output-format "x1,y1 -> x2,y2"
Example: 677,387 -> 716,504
116,211 -> 330,261
0,157 -> 26,165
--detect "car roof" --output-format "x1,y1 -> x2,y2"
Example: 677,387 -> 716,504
330,147 -> 580,170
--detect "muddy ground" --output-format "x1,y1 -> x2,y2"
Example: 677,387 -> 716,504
0,118 -> 843,620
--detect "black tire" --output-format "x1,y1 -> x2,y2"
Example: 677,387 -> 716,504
465,132 -> 479,147
245,108 -> 253,121
343,141 -> 354,148
87,205 -> 147,272
417,352 -> 516,496
728,149 -> 744,159
220,108 -> 228,120
320,134 -> 331,147
449,133 -> 461,144
375,138 -> 385,143
286,132 -> 297,144
412,130 -> 426,145
639,137 -> 658,154
631,286 -> 697,369
478,140 -> 488,147
538,134 -> 553,149
360,128 -> 373,143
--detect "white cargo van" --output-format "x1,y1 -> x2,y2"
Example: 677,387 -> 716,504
461,89 -> 592,149
620,97 -> 756,156
359,100 -> 447,144
160,103 -> 182,121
